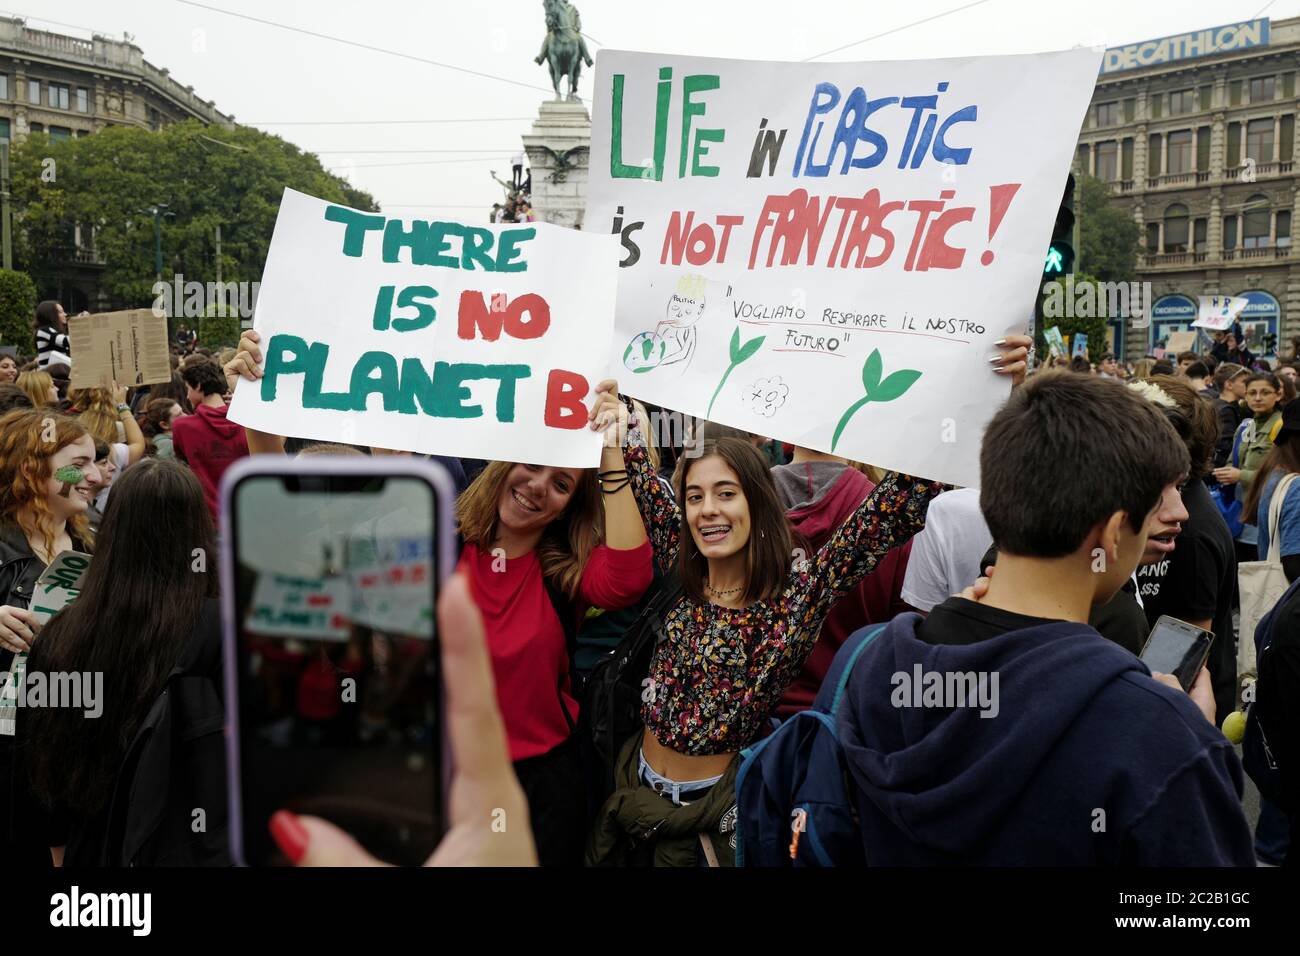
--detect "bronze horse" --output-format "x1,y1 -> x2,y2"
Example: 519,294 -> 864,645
536,0 -> 593,100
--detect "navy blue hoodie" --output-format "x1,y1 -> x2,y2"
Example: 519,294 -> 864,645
840,609 -> 1255,865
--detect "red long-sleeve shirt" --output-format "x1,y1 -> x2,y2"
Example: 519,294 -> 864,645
459,539 -> 652,761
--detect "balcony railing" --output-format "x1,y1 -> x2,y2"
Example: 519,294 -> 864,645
1108,161 -> 1297,194
1221,246 -> 1292,261
1144,251 -> 1209,266
72,247 -> 105,265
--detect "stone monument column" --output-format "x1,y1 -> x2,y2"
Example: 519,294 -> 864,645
521,99 -> 592,230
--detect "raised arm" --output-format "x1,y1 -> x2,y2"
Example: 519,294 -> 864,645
113,382 -> 148,465
606,396 -> 680,575
224,330 -> 287,455
793,471 -> 943,629
588,380 -> 648,553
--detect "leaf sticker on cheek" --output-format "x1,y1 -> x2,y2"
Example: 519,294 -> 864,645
54,465 -> 85,498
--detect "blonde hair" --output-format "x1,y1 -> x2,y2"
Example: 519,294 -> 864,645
456,461 -> 603,600
16,370 -> 54,408
68,386 -> 120,445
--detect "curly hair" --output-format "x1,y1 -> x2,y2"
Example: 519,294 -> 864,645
67,386 -> 121,445
0,409 -> 95,558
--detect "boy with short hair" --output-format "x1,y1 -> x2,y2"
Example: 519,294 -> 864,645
172,359 -> 248,518
836,372 -> 1254,865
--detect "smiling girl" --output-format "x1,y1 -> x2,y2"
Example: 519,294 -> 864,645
454,379 -> 652,866
0,410 -> 102,867
585,384 -> 944,867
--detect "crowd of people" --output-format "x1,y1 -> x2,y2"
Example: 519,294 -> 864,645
1,300 -> 1297,869
489,154 -> 536,224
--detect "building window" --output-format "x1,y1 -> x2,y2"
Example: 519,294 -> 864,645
1224,216 -> 1238,249
1279,210 -> 1292,248
0,118 -> 9,142
1146,221 -> 1160,251
1167,130 -> 1193,174
1247,118 -> 1275,162
1163,204 -> 1190,253
1169,89 -> 1196,115
1094,101 -> 1119,126
0,74 -> 8,100
29,122 -> 43,134
1250,76 -> 1276,103
49,83 -> 70,111
26,79 -> 40,105
1194,218 -> 1207,253
149,107 -> 161,131
49,126 -> 72,142
76,87 -> 89,113
1095,141 -> 1118,181
1243,194 -> 1271,248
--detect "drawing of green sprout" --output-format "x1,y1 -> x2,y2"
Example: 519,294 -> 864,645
831,349 -> 922,452
707,328 -> 765,418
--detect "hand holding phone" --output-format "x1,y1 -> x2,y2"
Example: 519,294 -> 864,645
222,456 -> 455,866
269,575 -> 537,867
1140,615 -> 1215,694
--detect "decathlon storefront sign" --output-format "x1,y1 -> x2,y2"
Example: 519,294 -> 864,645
1101,19 -> 1270,75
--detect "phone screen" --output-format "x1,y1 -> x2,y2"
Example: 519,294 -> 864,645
1139,617 -> 1213,692
228,470 -> 442,866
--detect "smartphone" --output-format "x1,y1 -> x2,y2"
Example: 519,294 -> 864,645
1139,615 -> 1215,692
221,456 -> 455,866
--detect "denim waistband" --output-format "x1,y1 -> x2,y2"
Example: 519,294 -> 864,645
638,749 -> 725,806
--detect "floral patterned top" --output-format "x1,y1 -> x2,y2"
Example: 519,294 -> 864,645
624,422 -> 941,756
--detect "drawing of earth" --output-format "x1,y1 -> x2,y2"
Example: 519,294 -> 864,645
623,331 -> 666,373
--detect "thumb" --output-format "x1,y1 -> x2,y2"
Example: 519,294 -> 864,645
274,812 -> 389,867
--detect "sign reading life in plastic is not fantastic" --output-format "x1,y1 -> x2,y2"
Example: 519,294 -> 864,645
586,48 -> 1101,486
228,188 -> 621,467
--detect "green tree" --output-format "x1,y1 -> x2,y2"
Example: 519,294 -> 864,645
0,268 -> 38,356
1076,171 -> 1140,283
10,122 -> 378,309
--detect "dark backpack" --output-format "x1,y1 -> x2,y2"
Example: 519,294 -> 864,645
1243,574 -> 1300,809
735,623 -> 886,866
579,577 -> 683,796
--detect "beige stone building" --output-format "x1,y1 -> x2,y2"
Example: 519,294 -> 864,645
1076,16 -> 1298,360
0,16 -> 231,309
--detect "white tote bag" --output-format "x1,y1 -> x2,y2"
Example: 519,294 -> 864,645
1237,472 -> 1299,683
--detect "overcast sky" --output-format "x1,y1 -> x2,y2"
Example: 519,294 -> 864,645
19,0 -> 1294,219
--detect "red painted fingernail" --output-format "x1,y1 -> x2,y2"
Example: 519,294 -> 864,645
269,810 -> 309,864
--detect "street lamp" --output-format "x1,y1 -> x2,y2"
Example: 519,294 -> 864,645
139,203 -> 173,283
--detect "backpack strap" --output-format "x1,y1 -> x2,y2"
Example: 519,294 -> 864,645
828,623 -> 888,716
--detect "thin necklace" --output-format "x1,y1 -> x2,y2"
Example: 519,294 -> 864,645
706,582 -> 744,597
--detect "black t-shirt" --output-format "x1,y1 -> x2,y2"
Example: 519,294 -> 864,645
1088,578 -> 1147,656
1135,480 -> 1237,723
924,580 -> 1144,657
920,597 -> 1059,645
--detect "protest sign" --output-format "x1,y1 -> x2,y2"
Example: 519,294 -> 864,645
0,550 -> 90,737
68,309 -> 171,389
247,571 -> 351,641
227,189 -> 621,466
1071,333 -> 1089,359
1044,326 -> 1066,359
1166,330 -> 1198,354
1194,294 -> 1249,331
586,48 -> 1101,486
345,536 -> 434,636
